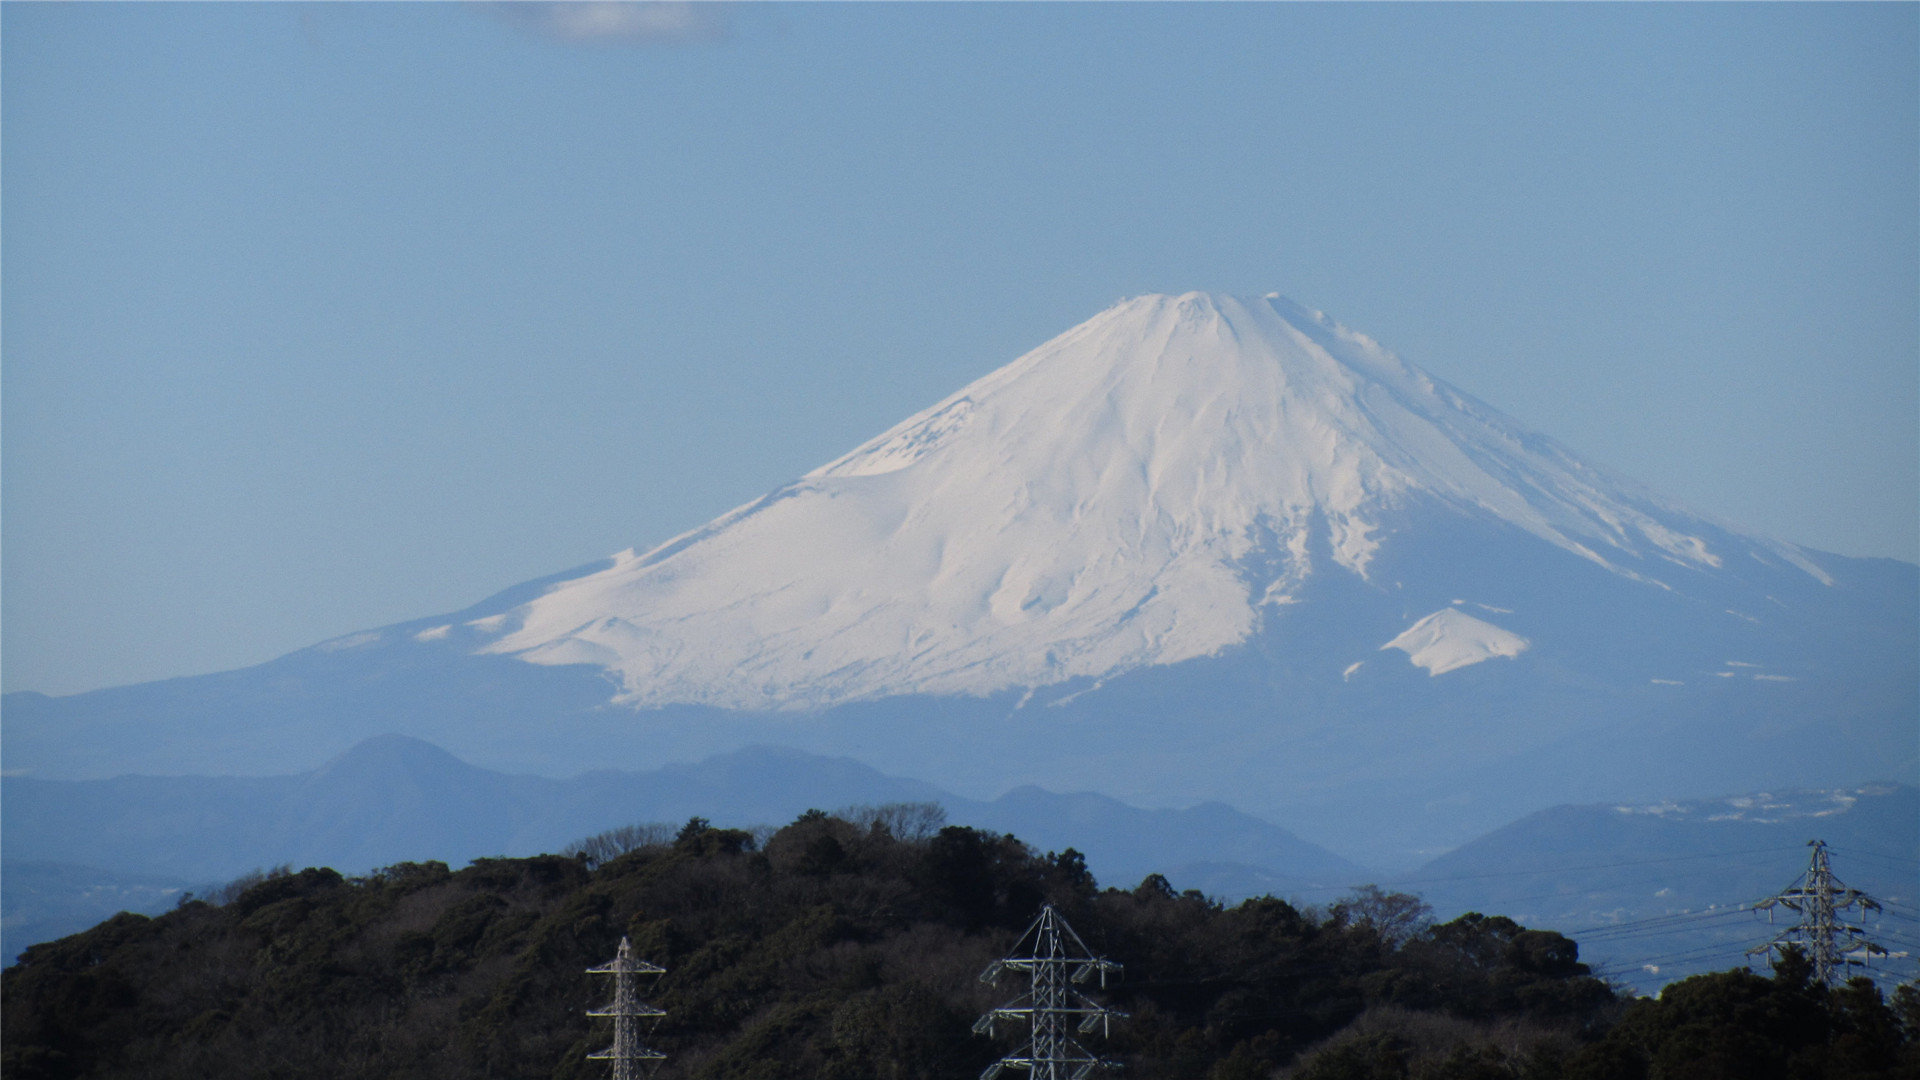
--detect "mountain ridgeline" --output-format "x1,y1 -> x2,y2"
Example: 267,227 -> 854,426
6,810 -> 1917,1080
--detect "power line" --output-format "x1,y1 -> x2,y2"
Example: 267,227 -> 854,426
1590,940 -> 1758,975
1224,845 -> 1807,901
1375,845 -> 1806,890
1565,906 -> 1759,941
1824,845 -> 1920,870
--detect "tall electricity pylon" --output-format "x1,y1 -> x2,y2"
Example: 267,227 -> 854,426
586,936 -> 667,1080
1747,839 -> 1887,986
974,904 -> 1128,1080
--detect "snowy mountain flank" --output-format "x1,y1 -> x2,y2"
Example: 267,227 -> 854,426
6,293 -> 1913,865
477,293 -> 1825,711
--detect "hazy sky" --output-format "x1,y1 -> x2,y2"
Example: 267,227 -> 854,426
5,2 -> 1915,697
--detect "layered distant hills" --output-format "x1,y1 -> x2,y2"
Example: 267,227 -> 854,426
0,735 -> 1366,892
6,735 -> 1914,997
0,735 -> 1363,958
6,293 -> 1913,868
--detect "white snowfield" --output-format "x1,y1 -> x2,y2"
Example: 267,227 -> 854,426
1381,609 -> 1530,676
480,292 -> 1828,710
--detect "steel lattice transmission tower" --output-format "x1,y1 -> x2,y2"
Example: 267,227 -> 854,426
586,936 -> 667,1080
1747,839 -> 1887,986
974,904 -> 1128,1080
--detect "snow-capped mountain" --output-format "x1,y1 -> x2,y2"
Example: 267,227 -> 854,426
474,293 -> 1826,711
7,293 -> 1913,865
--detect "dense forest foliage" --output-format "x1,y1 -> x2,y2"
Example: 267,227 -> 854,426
5,808 -> 1916,1080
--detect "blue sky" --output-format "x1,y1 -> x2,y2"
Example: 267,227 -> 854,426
4,2 -> 1915,696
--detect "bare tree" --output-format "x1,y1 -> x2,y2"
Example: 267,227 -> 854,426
1332,884 -> 1434,949
836,802 -> 948,843
568,823 -> 677,867
211,865 -> 293,906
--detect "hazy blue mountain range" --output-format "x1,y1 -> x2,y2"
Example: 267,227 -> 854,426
1,734 -> 1367,961
8,736 -> 1911,1000
1395,783 -> 1920,995
5,294 -> 1914,868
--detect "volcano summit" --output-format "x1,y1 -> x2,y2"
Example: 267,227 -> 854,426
9,293 -> 1913,862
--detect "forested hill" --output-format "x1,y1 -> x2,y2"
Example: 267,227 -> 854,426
4,811 -> 1916,1080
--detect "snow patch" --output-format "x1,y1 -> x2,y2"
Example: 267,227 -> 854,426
1380,609 -> 1529,676
1616,801 -> 1684,817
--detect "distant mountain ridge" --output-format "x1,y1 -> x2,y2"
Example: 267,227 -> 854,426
5,292 -> 1913,865
1,734 -> 1366,959
1399,783 -> 1920,994
7,736 -> 1912,1001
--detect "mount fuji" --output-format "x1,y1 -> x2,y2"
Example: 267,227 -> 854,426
8,293 -> 1913,864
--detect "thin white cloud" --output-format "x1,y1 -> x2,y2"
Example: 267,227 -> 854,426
491,2 -> 728,46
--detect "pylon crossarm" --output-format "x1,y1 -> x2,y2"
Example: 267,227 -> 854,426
1071,959 -> 1123,985
587,1004 -> 666,1018
588,1048 -> 666,1062
1747,932 -> 1797,958
1843,892 -> 1881,913
988,996 -> 1119,1016
586,960 -> 666,976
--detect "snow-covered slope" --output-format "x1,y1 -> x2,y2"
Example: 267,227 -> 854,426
478,293 -> 1828,710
